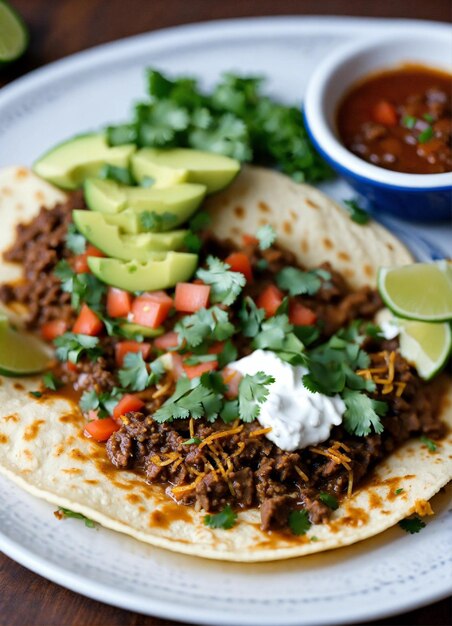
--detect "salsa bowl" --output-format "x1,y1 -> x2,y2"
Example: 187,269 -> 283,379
303,33 -> 452,221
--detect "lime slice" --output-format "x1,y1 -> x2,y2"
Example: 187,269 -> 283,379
398,318 -> 451,380
0,320 -> 51,376
378,261 -> 452,322
0,0 -> 28,64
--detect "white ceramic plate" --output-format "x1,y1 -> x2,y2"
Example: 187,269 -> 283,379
0,16 -> 451,626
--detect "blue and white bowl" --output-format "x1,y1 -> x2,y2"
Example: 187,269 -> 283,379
303,33 -> 452,221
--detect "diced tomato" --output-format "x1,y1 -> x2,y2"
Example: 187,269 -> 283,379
72,304 -> 103,336
225,252 -> 253,282
208,342 -> 225,355
84,417 -> 120,442
115,341 -> 151,367
257,284 -> 284,318
41,320 -> 67,341
174,282 -> 210,313
73,245 -> 104,274
221,368 -> 242,398
66,361 -> 78,373
183,359 -> 218,379
131,291 -> 173,329
107,287 -> 132,318
242,233 -> 259,246
289,301 -> 318,326
154,331 -> 180,351
113,394 -> 145,422
373,100 -> 398,127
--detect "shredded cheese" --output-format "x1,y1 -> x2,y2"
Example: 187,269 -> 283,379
199,425 -> 244,449
249,426 -> 272,438
294,465 -> 309,482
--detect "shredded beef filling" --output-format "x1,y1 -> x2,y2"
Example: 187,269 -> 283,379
106,353 -> 447,531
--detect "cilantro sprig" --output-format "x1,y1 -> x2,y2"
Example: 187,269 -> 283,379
65,224 -> 86,255
54,333 -> 102,364
238,371 -> 275,422
118,352 -> 165,391
343,199 -> 370,225
276,267 -> 331,296
153,372 -> 223,423
196,256 -> 246,306
398,515 -> 426,534
79,387 -> 123,418
288,509 -> 311,535
204,504 -> 237,530
54,260 -> 106,310
256,225 -> 276,250
57,507 -> 95,528
175,306 -> 235,348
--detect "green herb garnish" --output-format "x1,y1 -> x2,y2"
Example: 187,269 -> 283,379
57,507 -> 95,528
342,389 -> 387,437
79,387 -> 123,418
420,436 -> 437,452
139,211 -> 178,232
196,256 -> 246,306
343,199 -> 370,225
30,391 -> 42,398
65,223 -> 86,255
118,352 -> 165,391
398,515 -> 426,534
175,306 -> 235,348
182,437 -> 202,445
43,372 -> 63,391
153,373 -> 223,423
318,492 -> 339,510
288,509 -> 311,536
402,115 -> 417,129
418,126 -> 434,144
276,267 -> 331,296
204,504 -> 237,530
54,333 -> 102,364
256,224 -> 276,250
54,260 -> 106,310
99,163 -> 134,186
395,488 -> 404,495
237,371 -> 275,422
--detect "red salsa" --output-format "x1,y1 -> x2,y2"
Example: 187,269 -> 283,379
337,64 -> 452,174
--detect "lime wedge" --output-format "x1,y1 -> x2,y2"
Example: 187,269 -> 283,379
0,0 -> 28,64
378,261 -> 452,322
398,319 -> 451,380
0,320 -> 51,376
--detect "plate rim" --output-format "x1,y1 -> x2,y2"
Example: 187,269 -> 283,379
1,14 -> 451,626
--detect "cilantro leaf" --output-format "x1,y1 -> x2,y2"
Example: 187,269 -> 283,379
395,488 -> 404,495
139,211 -> 178,232
79,387 -> 123,418
420,436 -> 437,452
99,163 -> 134,186
65,223 -> 86,254
288,509 -> 311,536
220,399 -> 239,423
398,515 -> 426,534
183,231 -> 202,253
342,389 -> 387,437
276,267 -> 331,296
54,333 -> 102,364
204,504 -> 237,530
153,375 -> 222,423
343,199 -> 370,225
54,260 -> 106,310
118,352 -> 164,391
57,507 -> 95,528
196,256 -> 246,306
238,371 -> 274,422
318,492 -> 339,511
252,314 -> 305,364
175,306 -> 235,348
42,372 -> 63,391
30,391 -> 42,398
238,297 -> 265,338
217,340 -> 238,369
256,224 -> 276,250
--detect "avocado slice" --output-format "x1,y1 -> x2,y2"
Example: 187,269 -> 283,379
33,134 -> 136,190
131,148 -> 240,194
88,253 -> 198,292
84,179 -> 206,229
73,211 -> 188,261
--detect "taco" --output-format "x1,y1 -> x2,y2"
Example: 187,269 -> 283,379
0,164 -> 450,562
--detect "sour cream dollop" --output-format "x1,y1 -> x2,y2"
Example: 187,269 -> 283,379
375,308 -> 400,340
229,350 -> 345,452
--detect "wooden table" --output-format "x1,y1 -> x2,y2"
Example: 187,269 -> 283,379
1,1 -> 451,625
